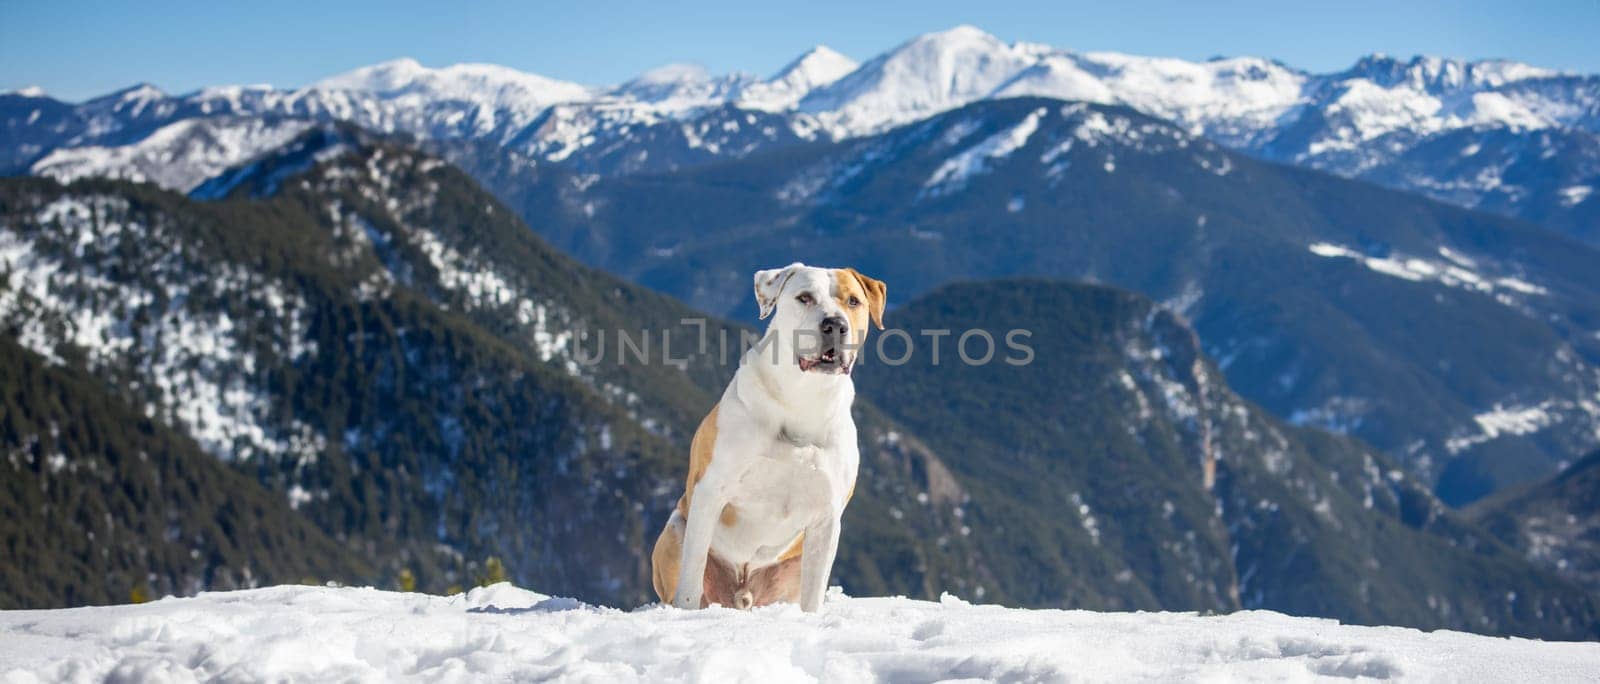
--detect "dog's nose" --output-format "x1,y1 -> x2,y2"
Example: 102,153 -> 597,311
820,316 -> 848,337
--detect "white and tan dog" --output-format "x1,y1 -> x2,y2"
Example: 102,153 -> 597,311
651,263 -> 886,612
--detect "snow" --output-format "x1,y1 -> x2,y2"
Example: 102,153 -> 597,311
1447,401 -> 1565,453
738,46 -> 860,112
922,107 -> 1046,196
1307,242 -> 1548,299
30,117 -> 314,193
3,584 -> 1596,683
311,57 -> 595,117
315,152 -> 579,369
793,24 -> 1580,149
1474,403 -> 1560,437
1,194 -> 322,464
1559,185 -> 1594,207
795,25 -> 1303,141
800,25 -> 1039,135
36,27 -> 1583,149
613,63 -> 753,112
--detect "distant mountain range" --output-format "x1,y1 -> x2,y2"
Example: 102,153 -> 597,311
3,140 -> 1597,637
4,26 -> 1597,241
497,96 -> 1600,508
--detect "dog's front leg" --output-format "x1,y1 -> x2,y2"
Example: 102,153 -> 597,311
671,484 -> 723,609
798,514 -> 841,612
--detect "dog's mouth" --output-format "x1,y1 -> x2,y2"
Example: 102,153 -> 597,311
798,347 -> 850,374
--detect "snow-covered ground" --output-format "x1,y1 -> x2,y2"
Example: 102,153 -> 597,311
2,585 -> 1596,682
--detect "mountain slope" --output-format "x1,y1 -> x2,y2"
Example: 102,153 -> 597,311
858,279 -> 1600,639
507,97 -> 1600,506
0,144 -> 975,607
184,129 -> 984,602
27,116 -> 315,193
1468,449 -> 1600,593
0,335 -> 371,609
740,46 -> 860,112
0,173 -> 687,603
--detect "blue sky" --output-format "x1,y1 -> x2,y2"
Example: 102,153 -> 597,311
4,0 -> 1597,101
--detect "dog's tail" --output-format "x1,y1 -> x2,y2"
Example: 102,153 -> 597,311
734,589 -> 754,610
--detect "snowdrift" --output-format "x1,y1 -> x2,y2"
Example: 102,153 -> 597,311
2,584 -> 1596,682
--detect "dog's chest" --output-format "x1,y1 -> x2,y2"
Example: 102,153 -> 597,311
710,443 -> 843,566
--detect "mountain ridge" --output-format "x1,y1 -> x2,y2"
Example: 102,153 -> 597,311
0,147 -> 977,608
5,25 -> 1596,240
504,96 -> 1600,506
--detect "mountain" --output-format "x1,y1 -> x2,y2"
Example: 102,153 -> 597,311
502,96 -> 1600,507
741,46 -> 861,112
0,335 -> 371,609
5,27 -> 1596,240
307,57 -> 594,112
0,45 -> 849,180
1,171 -> 692,604
854,278 -> 1599,638
28,116 -> 315,192
1468,449 -> 1600,593
803,30 -> 1600,242
0,140 -> 971,608
798,26 -> 1043,132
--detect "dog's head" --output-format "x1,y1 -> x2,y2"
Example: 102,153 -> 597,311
754,263 -> 886,376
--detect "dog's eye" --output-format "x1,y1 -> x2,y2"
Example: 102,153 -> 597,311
796,293 -> 814,306
847,296 -> 862,308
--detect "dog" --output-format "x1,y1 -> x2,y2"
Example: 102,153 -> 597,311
651,263 -> 886,612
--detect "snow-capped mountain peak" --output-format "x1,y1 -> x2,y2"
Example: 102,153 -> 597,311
768,45 -> 858,84
310,57 -> 594,109
1338,53 -> 1560,91
612,63 -> 755,110
312,57 -> 431,92
624,62 -> 714,86
5,85 -> 49,98
85,83 -> 168,107
799,25 -> 1036,132
795,26 -> 1315,140
738,45 -> 860,111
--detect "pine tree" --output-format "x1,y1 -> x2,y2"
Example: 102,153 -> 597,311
478,556 -> 508,587
396,568 -> 416,593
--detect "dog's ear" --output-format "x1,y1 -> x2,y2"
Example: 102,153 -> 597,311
844,268 -> 887,330
753,263 -> 804,320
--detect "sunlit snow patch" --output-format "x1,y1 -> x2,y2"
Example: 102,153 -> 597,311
1307,242 -> 1548,299
1559,185 -> 1593,208
1446,401 -> 1564,453
921,107 -> 1047,197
